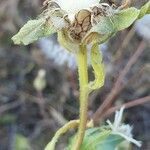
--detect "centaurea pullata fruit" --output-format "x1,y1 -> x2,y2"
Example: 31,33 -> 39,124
12,0 -> 150,149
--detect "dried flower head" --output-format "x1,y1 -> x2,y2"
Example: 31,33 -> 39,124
11,1 -> 150,150
42,0 -> 117,43
12,0 -> 146,49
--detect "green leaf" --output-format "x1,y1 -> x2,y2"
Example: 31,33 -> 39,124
67,127 -> 124,150
88,44 -> 105,92
12,18 -> 56,45
81,129 -> 111,150
96,134 -> 123,150
112,7 -> 139,31
138,1 -> 150,19
83,7 -> 139,44
90,17 -> 115,35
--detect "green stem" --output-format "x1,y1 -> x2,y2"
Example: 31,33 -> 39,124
45,120 -> 79,150
73,45 -> 89,150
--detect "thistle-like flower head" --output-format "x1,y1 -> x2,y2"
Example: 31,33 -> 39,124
43,0 -> 116,43
12,0 -> 149,50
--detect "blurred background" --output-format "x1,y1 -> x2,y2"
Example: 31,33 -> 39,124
0,0 -> 149,150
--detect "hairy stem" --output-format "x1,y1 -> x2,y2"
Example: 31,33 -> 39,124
45,120 -> 79,150
73,45 -> 89,150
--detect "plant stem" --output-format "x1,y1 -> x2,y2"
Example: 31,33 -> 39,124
73,45 -> 89,150
45,120 -> 79,150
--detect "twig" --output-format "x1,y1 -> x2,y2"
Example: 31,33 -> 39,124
114,27 -> 135,62
0,101 -> 23,115
92,39 -> 146,125
103,96 -> 150,119
37,91 -> 49,119
49,106 -> 67,126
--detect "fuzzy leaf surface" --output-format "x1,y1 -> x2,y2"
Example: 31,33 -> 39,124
83,7 -> 139,44
88,44 -> 105,92
68,127 -> 124,150
138,1 -> 150,19
12,18 -> 56,45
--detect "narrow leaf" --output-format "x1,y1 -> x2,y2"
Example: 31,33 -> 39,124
88,44 -> 105,92
12,18 -> 56,45
138,1 -> 150,19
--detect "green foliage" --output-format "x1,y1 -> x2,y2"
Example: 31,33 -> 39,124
112,8 -> 139,31
138,1 -> 150,19
83,7 -> 140,44
88,44 -> 105,92
11,1 -> 150,46
11,2 -> 149,150
12,18 -> 56,45
68,127 -> 124,150
45,120 -> 79,150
